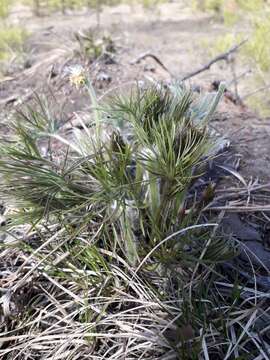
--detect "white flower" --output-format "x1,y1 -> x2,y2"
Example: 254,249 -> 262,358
66,65 -> 86,88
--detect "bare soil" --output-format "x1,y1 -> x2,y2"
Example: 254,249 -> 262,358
0,1 -> 269,182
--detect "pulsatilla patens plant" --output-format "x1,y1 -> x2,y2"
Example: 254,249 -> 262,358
0,82 -> 224,265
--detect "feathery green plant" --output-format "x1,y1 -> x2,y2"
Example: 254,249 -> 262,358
1,80 -> 267,359
0,81 -> 225,263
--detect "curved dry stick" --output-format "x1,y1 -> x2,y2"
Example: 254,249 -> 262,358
130,52 -> 173,76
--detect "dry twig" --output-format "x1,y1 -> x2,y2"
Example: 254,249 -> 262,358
130,52 -> 172,76
243,84 -> 270,100
181,39 -> 248,81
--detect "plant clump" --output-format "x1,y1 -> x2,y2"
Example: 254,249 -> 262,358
0,80 -> 267,359
74,30 -> 116,63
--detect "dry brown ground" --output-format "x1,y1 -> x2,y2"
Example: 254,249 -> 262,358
0,1 -> 269,182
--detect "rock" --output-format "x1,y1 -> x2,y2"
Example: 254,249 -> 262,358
220,213 -> 261,241
239,241 -> 270,270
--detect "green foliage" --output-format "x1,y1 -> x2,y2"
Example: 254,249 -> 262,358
75,30 -> 115,61
198,0 -> 270,115
23,0 -> 121,15
0,0 -> 12,19
139,0 -> 164,8
205,0 -> 223,12
203,33 -> 244,58
0,83 -> 224,263
26,0 -> 89,14
245,17 -> 270,72
23,0 -> 166,15
194,0 -> 267,25
195,0 -> 265,14
0,26 -> 28,61
236,0 -> 265,12
194,0 -> 239,25
193,0 -> 223,13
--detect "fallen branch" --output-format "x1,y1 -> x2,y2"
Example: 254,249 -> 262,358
0,76 -> 14,84
0,95 -> 18,106
181,39 -> 248,81
130,52 -> 172,76
242,83 -> 270,100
